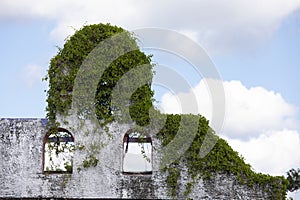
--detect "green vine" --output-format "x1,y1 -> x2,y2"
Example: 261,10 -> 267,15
158,114 -> 288,199
45,23 -> 154,169
44,23 -> 153,127
164,161 -> 180,198
44,23 -> 288,199
83,155 -> 99,168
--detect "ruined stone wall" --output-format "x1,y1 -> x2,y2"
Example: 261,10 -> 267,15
0,118 -> 274,199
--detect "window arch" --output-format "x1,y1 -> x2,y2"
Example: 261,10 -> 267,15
122,130 -> 152,174
43,128 -> 74,173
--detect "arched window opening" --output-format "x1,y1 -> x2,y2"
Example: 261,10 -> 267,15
123,131 -> 152,174
43,128 -> 74,173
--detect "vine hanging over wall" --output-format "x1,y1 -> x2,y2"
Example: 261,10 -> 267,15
158,114 -> 288,199
44,23 -> 288,199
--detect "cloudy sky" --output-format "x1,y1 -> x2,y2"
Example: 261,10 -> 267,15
0,0 -> 300,197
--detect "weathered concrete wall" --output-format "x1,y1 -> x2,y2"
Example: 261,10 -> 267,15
0,118 -> 168,199
0,118 -> 274,199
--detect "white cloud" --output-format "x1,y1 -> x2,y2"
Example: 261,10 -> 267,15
223,80 -> 298,138
159,78 -> 213,119
288,190 -> 300,199
159,79 -> 298,139
0,0 -> 300,53
222,129 -> 300,176
22,64 -> 45,88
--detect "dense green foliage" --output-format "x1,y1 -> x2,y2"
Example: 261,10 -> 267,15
45,23 -> 288,199
95,51 -> 153,125
158,114 -> 288,199
45,23 -> 153,126
287,168 -> 300,192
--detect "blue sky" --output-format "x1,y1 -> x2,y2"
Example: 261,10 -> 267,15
215,12 -> 300,108
0,20 -> 55,117
0,0 -> 300,197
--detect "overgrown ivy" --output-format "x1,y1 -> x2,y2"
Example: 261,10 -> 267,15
44,23 -> 154,175
158,114 -> 288,199
45,23 -> 153,127
45,23 -> 288,199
